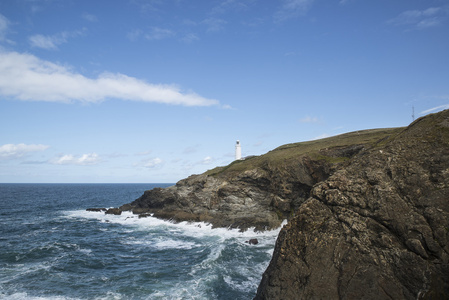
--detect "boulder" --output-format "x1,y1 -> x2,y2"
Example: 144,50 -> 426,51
86,208 -> 106,212
105,208 -> 122,215
246,239 -> 259,245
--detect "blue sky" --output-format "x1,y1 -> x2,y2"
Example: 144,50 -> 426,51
0,0 -> 448,183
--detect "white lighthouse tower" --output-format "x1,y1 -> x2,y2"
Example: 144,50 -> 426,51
235,140 -> 242,160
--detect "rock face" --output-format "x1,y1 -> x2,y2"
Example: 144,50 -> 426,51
120,156 -> 332,231
120,127 -> 396,232
255,110 -> 449,299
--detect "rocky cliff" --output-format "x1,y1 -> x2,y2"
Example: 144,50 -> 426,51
110,110 -> 449,299
119,126 -> 400,232
255,110 -> 449,299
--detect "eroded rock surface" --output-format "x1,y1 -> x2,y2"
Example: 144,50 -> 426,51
120,156 -> 333,231
255,110 -> 449,299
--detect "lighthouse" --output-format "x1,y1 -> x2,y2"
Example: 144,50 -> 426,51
235,140 -> 242,160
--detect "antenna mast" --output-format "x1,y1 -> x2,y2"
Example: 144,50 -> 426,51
412,106 -> 415,122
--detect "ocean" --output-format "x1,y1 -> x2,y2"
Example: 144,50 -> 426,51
0,183 -> 282,299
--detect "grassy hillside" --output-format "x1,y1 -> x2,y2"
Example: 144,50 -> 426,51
206,127 -> 404,177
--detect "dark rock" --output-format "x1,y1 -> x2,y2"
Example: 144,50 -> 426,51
254,110 -> 449,299
131,207 -> 151,215
86,208 -> 106,212
246,239 -> 259,245
138,213 -> 153,218
105,208 -> 122,215
119,203 -> 133,211
121,157 -> 335,231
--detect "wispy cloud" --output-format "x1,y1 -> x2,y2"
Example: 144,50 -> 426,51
183,145 -> 200,154
50,153 -> 101,165
0,143 -> 49,159
29,29 -> 86,50
0,50 -> 219,106
82,13 -> 98,22
180,33 -> 200,43
145,27 -> 175,40
127,29 -> 143,41
201,156 -> 214,165
210,0 -> 253,15
339,0 -> 352,5
0,13 -> 14,44
141,157 -> 163,169
132,0 -> 164,12
299,116 -> 319,123
0,13 -> 10,41
421,104 -> 449,115
202,18 -> 227,32
135,150 -> 152,156
274,0 -> 315,22
387,7 -> 447,30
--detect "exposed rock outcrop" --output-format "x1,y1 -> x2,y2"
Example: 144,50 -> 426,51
255,110 -> 449,299
105,109 -> 449,299
120,156 -> 331,231
118,127 -> 397,232
86,208 -> 106,212
105,208 -> 122,215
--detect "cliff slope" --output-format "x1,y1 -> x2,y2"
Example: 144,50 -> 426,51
119,127 -> 402,231
255,110 -> 449,299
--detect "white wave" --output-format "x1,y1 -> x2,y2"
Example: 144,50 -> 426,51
224,274 -> 257,293
65,209 -> 286,239
153,239 -> 200,250
124,238 -> 200,250
78,248 -> 92,255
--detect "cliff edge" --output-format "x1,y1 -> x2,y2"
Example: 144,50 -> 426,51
255,110 -> 449,299
119,126 -> 401,232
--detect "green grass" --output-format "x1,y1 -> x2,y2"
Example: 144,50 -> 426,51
206,127 -> 404,177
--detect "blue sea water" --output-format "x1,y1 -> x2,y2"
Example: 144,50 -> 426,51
0,184 -> 282,299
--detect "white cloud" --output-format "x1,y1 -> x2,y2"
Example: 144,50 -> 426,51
29,30 -> 86,50
29,34 -> 61,50
0,143 -> 49,159
0,50 -> 219,106
420,104 -> 449,115
201,156 -> 213,165
387,7 -> 446,29
221,104 -> 233,110
142,157 -> 163,168
300,116 -> 319,123
274,0 -> 315,22
51,153 -> 101,165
